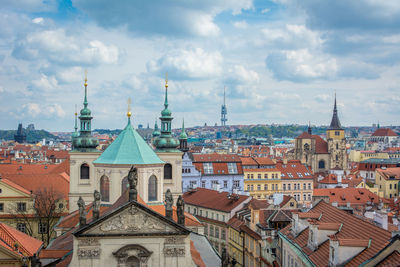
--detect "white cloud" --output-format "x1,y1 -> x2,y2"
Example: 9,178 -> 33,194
13,29 -> 119,65
58,67 -> 84,83
147,48 -> 223,79
32,74 -> 58,91
227,65 -> 259,84
32,17 -> 44,25
261,8 -> 270,14
0,86 -> 4,93
259,24 -> 322,49
233,20 -> 248,29
73,0 -> 253,37
266,49 -> 338,81
22,103 -> 65,118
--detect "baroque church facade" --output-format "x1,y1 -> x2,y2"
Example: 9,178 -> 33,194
290,96 -> 348,172
69,77 -> 183,210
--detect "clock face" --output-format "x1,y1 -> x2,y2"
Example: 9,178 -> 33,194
304,143 -> 310,151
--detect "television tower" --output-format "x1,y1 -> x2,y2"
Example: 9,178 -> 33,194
221,87 -> 227,126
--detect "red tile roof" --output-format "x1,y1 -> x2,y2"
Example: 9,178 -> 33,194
0,162 -> 58,174
371,128 -> 398,137
240,157 -> 258,166
319,174 -> 338,184
254,157 -> 275,166
280,201 -> 392,266
376,250 -> 400,266
2,173 -> 69,200
0,223 -> 42,256
313,188 -> 386,206
276,160 -> 312,180
376,167 -> 400,180
227,216 -> 244,231
313,135 -> 329,154
190,240 -> 206,267
183,188 -> 250,212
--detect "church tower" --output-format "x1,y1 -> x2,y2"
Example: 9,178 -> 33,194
326,94 -> 347,170
69,74 -> 101,210
152,75 -> 183,200
179,119 -> 189,153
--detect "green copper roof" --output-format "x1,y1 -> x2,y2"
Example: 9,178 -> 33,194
94,118 -> 164,165
179,119 -> 187,140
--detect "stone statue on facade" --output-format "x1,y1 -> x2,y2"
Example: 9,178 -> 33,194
164,189 -> 173,219
176,195 -> 185,225
128,166 -> 138,202
78,196 -> 87,226
93,190 -> 101,220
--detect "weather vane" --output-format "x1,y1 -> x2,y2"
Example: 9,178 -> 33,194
127,97 -> 132,118
84,70 -> 88,87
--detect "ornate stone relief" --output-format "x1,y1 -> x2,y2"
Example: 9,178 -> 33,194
98,206 -> 169,233
70,160 -> 76,165
77,247 -> 101,259
163,236 -> 186,257
163,246 -> 185,257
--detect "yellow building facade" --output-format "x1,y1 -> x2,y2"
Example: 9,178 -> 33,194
0,178 -> 67,245
375,168 -> 400,198
228,220 -> 244,267
244,168 -> 282,199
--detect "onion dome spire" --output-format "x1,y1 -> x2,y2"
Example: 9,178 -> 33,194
72,71 -> 99,152
179,118 -> 188,140
152,118 -> 161,138
152,73 -> 179,152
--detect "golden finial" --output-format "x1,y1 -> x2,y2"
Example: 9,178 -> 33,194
74,104 -> 77,116
127,97 -> 132,118
84,70 -> 88,87
165,72 -> 168,88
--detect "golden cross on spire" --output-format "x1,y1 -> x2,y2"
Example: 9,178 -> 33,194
84,69 -> 88,87
75,104 -> 77,116
127,97 -> 132,118
165,72 -> 168,88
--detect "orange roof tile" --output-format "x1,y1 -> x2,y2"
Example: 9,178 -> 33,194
280,201 -> 392,267
183,188 -> 250,212
313,188 -> 385,206
0,223 -> 42,256
371,128 -> 398,137
190,241 -> 206,267
2,173 -> 69,200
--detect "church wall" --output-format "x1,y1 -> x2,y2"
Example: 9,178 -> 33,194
70,235 -> 195,267
69,152 -> 101,211
157,152 -> 183,201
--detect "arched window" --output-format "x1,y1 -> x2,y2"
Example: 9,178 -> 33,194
121,176 -> 128,194
148,175 -> 157,201
336,143 -> 339,149
100,175 -> 110,202
336,154 -> 339,161
126,256 -> 140,267
164,164 -> 172,180
80,163 -> 90,179
318,160 -> 325,169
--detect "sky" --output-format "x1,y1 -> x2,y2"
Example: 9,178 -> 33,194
1,0 -> 400,131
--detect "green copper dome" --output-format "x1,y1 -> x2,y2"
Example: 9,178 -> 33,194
80,107 -> 91,116
152,119 -> 161,137
94,117 -> 164,165
161,107 -> 171,117
72,78 -> 99,152
179,119 -> 187,140
152,79 -> 180,152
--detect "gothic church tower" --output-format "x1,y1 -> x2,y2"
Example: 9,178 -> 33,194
326,95 -> 347,170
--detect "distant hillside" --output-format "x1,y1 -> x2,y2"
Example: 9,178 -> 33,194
0,129 -> 57,142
